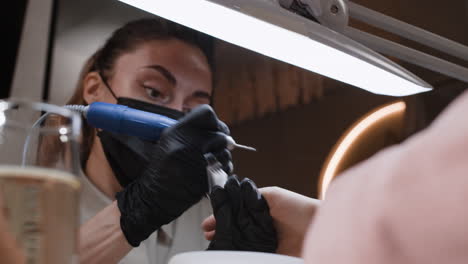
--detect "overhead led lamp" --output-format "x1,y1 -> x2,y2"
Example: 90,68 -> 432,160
118,0 -> 468,97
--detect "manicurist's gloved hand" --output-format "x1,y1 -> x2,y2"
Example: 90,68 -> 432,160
116,105 -> 233,247
207,176 -> 278,253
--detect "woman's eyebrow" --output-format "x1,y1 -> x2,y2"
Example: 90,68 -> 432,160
143,65 -> 177,85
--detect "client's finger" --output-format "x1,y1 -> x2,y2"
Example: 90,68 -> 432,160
204,230 -> 216,241
202,215 -> 216,232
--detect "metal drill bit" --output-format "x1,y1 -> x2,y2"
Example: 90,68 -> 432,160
231,143 -> 257,152
226,136 -> 257,152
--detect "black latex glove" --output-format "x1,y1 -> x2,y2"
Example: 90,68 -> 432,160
208,176 -> 278,252
116,105 -> 233,247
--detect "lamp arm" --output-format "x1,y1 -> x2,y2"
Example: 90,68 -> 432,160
344,27 -> 468,84
279,0 -> 349,32
280,0 -> 468,83
347,2 -> 468,62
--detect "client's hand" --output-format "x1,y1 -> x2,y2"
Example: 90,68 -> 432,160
203,186 -> 320,257
261,187 -> 320,257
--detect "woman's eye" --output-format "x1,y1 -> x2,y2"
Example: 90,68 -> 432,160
144,86 -> 162,99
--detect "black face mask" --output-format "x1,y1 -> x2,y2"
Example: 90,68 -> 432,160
97,97 -> 185,187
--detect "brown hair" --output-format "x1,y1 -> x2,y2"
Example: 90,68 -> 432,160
65,18 -> 214,167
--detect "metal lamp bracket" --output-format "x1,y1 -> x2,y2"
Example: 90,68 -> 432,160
279,0 -> 349,32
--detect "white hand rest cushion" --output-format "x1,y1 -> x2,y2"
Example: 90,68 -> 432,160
169,251 -> 304,264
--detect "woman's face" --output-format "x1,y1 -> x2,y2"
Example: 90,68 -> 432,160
102,38 -> 213,112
